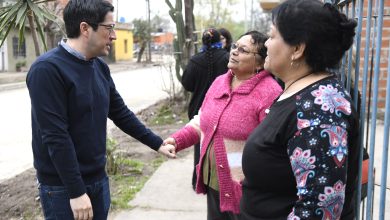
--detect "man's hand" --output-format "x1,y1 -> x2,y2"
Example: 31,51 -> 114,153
158,144 -> 176,158
70,193 -> 93,220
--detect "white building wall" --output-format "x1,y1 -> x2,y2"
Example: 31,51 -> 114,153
0,40 -> 8,72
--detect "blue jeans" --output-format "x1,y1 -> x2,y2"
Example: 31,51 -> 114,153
39,176 -> 111,220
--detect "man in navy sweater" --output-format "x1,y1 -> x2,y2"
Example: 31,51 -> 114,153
26,0 -> 175,219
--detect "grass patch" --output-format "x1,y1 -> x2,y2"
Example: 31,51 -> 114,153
151,104 -> 174,125
117,158 -> 144,174
109,155 -> 167,210
110,175 -> 148,209
151,156 -> 165,169
150,104 -> 179,125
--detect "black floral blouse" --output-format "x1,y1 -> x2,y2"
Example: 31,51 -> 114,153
241,76 -> 359,220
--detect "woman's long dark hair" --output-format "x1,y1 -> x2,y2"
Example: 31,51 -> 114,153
202,28 -> 221,85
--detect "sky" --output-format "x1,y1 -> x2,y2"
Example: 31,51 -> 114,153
113,0 -> 257,25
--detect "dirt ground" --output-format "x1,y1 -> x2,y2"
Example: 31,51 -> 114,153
0,98 -> 187,220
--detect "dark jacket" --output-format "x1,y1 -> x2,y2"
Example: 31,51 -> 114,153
181,48 -> 229,119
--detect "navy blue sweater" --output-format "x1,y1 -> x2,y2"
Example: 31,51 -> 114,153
27,45 -> 163,198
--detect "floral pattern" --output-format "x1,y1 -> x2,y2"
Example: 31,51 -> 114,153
320,125 -> 348,167
288,79 -> 352,219
311,84 -> 351,117
316,181 -> 345,220
290,148 -> 316,196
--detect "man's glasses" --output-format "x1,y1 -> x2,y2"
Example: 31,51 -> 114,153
99,24 -> 115,35
231,43 -> 258,55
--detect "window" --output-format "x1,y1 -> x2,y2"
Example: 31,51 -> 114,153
124,39 -> 128,54
12,37 -> 26,57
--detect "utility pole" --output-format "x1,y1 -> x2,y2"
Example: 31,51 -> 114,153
146,0 -> 152,62
250,0 -> 254,30
244,0 -> 247,31
115,0 -> 118,22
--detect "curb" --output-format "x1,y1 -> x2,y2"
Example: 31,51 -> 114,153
0,82 -> 26,92
0,61 -> 160,92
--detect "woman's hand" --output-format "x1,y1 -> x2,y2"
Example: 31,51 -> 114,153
158,137 -> 177,158
158,138 -> 176,158
163,137 -> 176,146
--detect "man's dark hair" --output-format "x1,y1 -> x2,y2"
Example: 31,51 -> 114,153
63,0 -> 114,38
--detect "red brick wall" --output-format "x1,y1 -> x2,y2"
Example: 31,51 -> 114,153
354,1 -> 389,115
153,33 -> 174,45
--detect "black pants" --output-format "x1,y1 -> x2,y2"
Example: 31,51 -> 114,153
207,187 -> 240,220
192,143 -> 200,190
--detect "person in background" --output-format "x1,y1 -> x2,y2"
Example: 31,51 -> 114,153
181,28 -> 229,190
240,0 -> 359,219
26,0 -> 174,219
219,27 -> 233,52
165,31 -> 282,220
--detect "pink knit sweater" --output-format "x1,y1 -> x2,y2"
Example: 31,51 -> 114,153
172,69 -> 282,213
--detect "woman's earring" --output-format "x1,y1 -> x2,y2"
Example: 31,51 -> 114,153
290,57 -> 295,67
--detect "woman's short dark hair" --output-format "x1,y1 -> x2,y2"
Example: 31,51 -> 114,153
63,0 -> 114,38
240,30 -> 268,60
218,28 -> 233,52
272,0 -> 357,72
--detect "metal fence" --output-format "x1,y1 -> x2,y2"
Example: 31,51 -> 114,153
330,0 -> 389,219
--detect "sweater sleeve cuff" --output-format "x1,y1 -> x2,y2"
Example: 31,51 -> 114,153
148,135 -> 163,151
67,181 -> 86,199
171,125 -> 199,151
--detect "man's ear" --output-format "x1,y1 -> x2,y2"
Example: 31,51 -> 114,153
80,22 -> 90,37
292,43 -> 306,60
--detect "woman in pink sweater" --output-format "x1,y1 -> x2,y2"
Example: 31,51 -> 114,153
164,31 -> 282,220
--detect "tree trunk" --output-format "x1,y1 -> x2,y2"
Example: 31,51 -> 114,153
137,41 -> 147,63
28,12 -> 41,57
166,0 -> 194,82
184,0 -> 195,58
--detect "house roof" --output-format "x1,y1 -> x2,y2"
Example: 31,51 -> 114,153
115,22 -> 133,31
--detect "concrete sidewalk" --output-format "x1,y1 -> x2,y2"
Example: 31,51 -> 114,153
112,149 -> 207,220
111,124 -> 389,219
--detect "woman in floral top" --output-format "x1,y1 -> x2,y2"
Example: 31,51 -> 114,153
240,0 -> 359,219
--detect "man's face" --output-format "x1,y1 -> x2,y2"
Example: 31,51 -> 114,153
87,11 -> 116,58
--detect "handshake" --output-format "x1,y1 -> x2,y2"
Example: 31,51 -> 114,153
157,137 -> 177,159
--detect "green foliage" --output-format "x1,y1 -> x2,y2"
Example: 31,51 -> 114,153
15,60 -> 26,69
225,20 -> 246,41
194,0 -> 253,41
151,156 -> 165,169
132,18 -> 151,62
117,158 -> 144,174
110,156 -> 166,210
150,103 -> 184,125
110,174 -> 148,209
133,19 -> 151,44
0,0 -> 58,54
195,0 -> 238,26
195,16 -> 245,42
151,14 -> 171,32
106,137 -> 119,175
